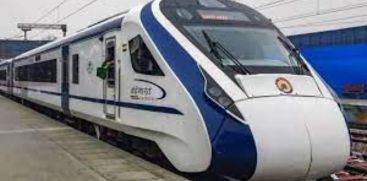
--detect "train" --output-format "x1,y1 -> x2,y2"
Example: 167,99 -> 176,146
0,0 -> 351,180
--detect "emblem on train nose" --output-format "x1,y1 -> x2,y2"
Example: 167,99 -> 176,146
275,78 -> 293,93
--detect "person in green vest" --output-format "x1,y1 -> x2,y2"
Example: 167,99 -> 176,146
97,60 -> 113,80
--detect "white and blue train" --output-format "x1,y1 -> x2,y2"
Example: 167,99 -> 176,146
0,0 -> 351,180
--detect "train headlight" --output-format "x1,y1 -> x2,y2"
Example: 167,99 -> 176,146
201,68 -> 245,120
218,96 -> 232,108
208,87 -> 222,97
208,87 -> 232,107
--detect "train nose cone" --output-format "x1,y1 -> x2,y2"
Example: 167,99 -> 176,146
236,97 -> 350,181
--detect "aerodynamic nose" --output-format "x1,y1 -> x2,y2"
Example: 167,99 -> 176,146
236,97 -> 350,181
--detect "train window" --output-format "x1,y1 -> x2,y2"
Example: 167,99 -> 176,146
106,42 -> 115,62
72,54 -> 79,84
15,67 -> 20,81
105,40 -> 115,87
15,66 -> 29,81
198,0 -> 226,8
129,36 -> 164,76
35,55 -> 41,61
0,70 -> 6,81
177,9 -> 193,20
15,59 -> 57,83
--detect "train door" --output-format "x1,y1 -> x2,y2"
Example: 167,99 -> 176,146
7,64 -> 11,94
61,45 -> 70,114
103,37 -> 117,118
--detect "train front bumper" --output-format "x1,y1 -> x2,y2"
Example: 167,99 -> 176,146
236,96 -> 350,181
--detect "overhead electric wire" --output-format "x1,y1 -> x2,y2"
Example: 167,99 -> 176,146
281,20 -> 367,29
256,0 -> 302,10
7,0 -> 70,40
279,13 -> 367,29
6,0 -> 367,40
254,0 -> 288,9
56,0 -> 99,23
31,0 -> 99,39
274,1 -> 367,23
34,0 -> 70,23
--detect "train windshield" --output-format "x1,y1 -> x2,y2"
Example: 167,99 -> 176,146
160,0 -> 309,75
184,25 -> 307,75
186,26 -> 294,67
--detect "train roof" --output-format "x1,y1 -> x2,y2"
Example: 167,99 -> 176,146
0,59 -> 13,66
15,15 -> 125,61
160,0 -> 273,29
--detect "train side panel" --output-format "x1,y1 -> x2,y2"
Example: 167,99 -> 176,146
116,6 -> 212,171
68,31 -> 120,122
12,50 -> 62,111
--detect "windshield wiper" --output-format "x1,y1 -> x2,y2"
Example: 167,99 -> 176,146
202,30 -> 251,75
277,36 -> 309,74
201,30 -> 224,66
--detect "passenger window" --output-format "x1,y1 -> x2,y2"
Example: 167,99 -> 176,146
15,59 -> 57,83
0,70 -> 6,81
35,55 -> 41,61
72,54 -> 79,84
106,42 -> 115,62
129,36 -> 164,76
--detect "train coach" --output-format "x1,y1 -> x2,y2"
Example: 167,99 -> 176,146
0,0 -> 351,180
0,59 -> 12,94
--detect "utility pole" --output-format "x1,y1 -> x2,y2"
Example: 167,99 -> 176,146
17,23 -> 67,40
317,0 -> 320,15
20,27 -> 32,40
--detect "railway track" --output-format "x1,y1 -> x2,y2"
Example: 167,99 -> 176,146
338,123 -> 367,180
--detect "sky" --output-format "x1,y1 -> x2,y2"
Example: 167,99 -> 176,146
0,0 -> 366,40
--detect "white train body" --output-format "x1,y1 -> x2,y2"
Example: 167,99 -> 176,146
0,0 -> 350,180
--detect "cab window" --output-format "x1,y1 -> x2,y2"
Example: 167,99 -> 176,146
129,36 -> 164,76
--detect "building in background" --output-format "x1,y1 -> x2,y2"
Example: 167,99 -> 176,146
289,26 -> 367,124
0,40 -> 50,61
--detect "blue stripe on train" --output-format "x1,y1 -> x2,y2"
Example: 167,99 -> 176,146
141,3 -> 257,179
141,3 -> 224,141
11,86 -> 183,115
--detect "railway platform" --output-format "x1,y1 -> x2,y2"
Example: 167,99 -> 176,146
0,95 -> 188,181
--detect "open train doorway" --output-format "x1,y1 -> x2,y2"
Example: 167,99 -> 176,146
103,37 -> 117,118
